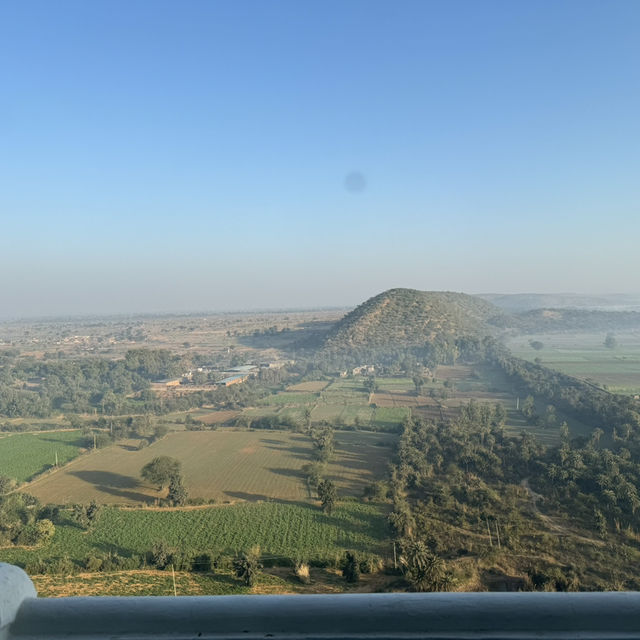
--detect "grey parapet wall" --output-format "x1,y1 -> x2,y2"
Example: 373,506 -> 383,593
3,563 -> 640,640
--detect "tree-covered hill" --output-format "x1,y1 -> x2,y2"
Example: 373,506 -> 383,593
321,289 -> 505,354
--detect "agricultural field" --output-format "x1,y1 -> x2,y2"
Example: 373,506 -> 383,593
260,392 -> 319,406
24,430 -> 395,505
191,409 -> 239,425
286,381 -> 329,392
0,501 -> 390,568
238,377 -> 408,432
31,570 -> 252,597
230,365 -> 592,445
0,430 -> 86,483
506,331 -> 640,396
31,566 -> 387,597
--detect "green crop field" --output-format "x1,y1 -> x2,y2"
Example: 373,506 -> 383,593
236,364 -> 595,442
374,377 -> 415,392
259,392 -> 319,406
236,376 -> 409,432
0,430 -> 86,483
506,331 -> 640,395
0,501 -> 391,568
24,430 -> 396,505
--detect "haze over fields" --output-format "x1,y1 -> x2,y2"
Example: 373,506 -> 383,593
1,1 -> 640,317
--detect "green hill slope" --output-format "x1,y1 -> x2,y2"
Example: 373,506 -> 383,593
322,288 -> 504,352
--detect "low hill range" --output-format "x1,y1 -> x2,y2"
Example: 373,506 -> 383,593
318,288 -> 640,355
480,292 -> 640,312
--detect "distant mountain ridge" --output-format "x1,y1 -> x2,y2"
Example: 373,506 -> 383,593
512,307 -> 640,333
321,288 -> 504,352
480,293 -> 640,312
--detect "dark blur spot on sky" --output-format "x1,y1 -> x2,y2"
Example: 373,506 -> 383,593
344,171 -> 367,193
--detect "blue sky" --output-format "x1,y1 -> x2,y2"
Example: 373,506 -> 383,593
1,0 -> 639,316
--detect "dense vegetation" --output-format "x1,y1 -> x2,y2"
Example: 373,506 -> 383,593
489,346 -> 640,442
321,289 -> 504,354
389,402 -> 640,591
0,349 -> 289,421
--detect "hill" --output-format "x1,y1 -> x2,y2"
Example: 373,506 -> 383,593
321,289 -> 504,353
512,308 -> 640,333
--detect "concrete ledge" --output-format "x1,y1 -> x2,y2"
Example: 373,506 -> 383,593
3,564 -> 640,640
8,592 -> 640,640
0,563 -> 37,640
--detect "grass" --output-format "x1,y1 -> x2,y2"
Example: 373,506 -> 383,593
374,377 -> 415,392
0,430 -> 86,483
30,565 -> 390,597
506,331 -> 640,395
371,406 -> 410,429
24,430 -> 395,504
286,381 -> 329,392
31,569 -> 252,597
1,501 -> 391,568
260,392 -> 319,406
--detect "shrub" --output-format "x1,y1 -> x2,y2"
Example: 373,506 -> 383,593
294,560 -> 310,584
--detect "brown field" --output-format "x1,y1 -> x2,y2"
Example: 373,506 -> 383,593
286,381 -> 329,392
197,410 -> 239,425
434,364 -> 476,381
24,430 -> 395,505
31,567 -> 392,597
371,391 -> 423,408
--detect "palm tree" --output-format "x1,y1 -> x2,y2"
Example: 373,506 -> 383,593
399,540 -> 451,592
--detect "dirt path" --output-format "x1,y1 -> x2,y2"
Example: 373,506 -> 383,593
520,478 -> 603,546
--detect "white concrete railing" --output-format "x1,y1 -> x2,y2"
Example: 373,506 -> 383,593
3,563 -> 640,640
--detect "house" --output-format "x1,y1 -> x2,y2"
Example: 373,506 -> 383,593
153,378 -> 181,388
217,375 -> 248,387
229,365 -> 259,373
352,365 -> 375,376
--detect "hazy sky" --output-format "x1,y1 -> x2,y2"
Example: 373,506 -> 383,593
1,0 -> 639,317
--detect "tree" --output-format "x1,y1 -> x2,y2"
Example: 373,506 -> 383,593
317,479 -> 337,514
72,503 -> 90,528
493,403 -> 507,427
412,375 -> 425,396
141,456 -> 181,490
87,500 -> 102,526
342,551 -> 360,583
151,540 -> 171,569
233,548 -> 263,587
521,395 -> 536,421
604,333 -> 617,349
400,541 -> 451,592
593,508 -> 607,539
529,340 -> 544,351
364,376 -> 379,394
16,519 -> 55,546
0,475 -> 15,495
311,426 -> 334,462
303,407 -> 312,432
71,501 -> 101,529
167,474 -> 188,506
543,405 -> 558,429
